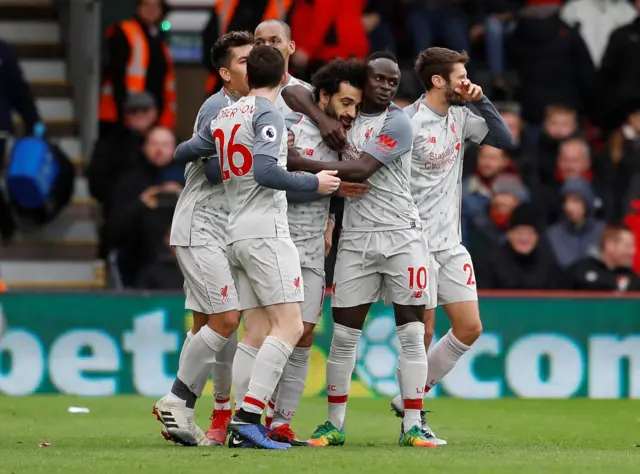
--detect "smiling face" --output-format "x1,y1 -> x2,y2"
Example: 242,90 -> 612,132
321,81 -> 362,129
363,58 -> 400,109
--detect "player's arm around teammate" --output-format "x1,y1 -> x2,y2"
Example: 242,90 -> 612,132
282,85 -> 347,151
214,46 -> 342,450
262,60 -> 368,444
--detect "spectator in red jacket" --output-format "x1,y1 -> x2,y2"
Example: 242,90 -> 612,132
289,0 -> 369,76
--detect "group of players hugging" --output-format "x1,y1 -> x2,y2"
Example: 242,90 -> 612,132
151,18 -> 513,450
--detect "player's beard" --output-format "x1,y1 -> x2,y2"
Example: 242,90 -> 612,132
445,82 -> 465,106
326,102 -> 352,129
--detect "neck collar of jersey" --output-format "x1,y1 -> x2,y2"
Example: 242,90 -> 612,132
419,94 -> 447,117
222,88 -> 240,103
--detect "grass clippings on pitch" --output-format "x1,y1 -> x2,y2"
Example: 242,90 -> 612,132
1,396 -> 639,474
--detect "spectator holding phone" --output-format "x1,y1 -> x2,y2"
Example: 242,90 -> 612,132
108,126 -> 184,286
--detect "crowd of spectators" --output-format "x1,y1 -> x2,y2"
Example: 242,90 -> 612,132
94,0 -> 640,292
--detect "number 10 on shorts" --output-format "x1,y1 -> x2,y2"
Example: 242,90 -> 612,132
407,266 -> 427,290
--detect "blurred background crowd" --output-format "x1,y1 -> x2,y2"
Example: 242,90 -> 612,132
1,0 -> 640,293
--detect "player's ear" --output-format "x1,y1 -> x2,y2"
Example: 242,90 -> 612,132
288,39 -> 296,56
319,89 -> 330,107
432,74 -> 445,90
280,73 -> 287,86
218,67 -> 231,83
244,73 -> 249,86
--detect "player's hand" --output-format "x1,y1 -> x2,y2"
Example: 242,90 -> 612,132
337,181 -> 369,199
317,114 -> 347,151
316,170 -> 341,195
140,186 -> 161,209
455,80 -> 483,102
287,131 -> 295,148
324,218 -> 335,257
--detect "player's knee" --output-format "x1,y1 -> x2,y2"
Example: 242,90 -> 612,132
208,310 -> 240,338
297,324 -> 315,347
453,318 -> 482,345
291,317 -> 305,342
330,323 -> 361,357
396,321 -> 426,359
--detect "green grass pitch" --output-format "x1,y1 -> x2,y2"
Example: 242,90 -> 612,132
2,396 -> 639,474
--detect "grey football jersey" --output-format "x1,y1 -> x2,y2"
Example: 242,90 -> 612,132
276,74 -> 313,116
405,97 -> 488,251
170,89 -> 235,246
286,112 -> 338,268
211,95 -> 290,244
341,104 -> 420,231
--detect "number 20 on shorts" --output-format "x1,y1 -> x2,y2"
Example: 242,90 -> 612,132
407,266 -> 427,290
212,124 -> 253,180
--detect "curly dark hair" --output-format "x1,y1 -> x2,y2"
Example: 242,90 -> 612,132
210,30 -> 254,71
311,58 -> 367,102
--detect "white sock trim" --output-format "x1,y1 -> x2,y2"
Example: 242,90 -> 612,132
238,342 -> 259,358
200,325 -> 228,351
263,335 -> 294,359
448,329 -> 471,352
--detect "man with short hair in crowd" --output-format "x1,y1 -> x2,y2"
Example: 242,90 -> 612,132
108,126 -> 184,286
542,137 -> 612,223
567,223 -> 640,291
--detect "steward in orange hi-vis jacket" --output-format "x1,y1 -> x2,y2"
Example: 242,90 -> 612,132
99,1 -> 176,131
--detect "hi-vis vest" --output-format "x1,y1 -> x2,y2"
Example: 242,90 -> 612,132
205,0 -> 294,94
98,19 -> 177,129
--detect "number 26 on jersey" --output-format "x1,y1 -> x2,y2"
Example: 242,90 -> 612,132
212,124 -> 253,181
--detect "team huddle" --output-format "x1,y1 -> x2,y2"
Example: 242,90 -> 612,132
152,19 -> 513,450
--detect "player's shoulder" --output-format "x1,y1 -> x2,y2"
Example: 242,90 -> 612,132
197,89 -> 232,127
450,104 -> 473,120
284,111 -> 305,130
203,90 -> 234,115
284,74 -> 313,92
384,102 -> 412,128
403,98 -> 422,119
253,96 -> 284,123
